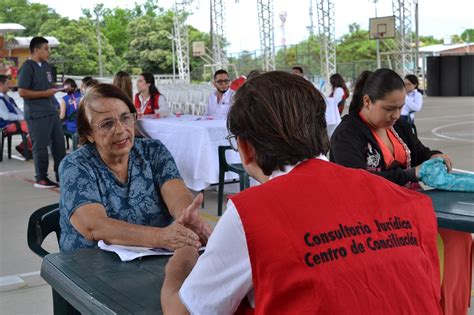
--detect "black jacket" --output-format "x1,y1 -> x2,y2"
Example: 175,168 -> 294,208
330,113 -> 442,186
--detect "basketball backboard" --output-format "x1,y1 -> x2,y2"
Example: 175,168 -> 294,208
369,16 -> 395,39
192,41 -> 206,56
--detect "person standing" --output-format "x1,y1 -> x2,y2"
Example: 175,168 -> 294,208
18,36 -> 65,188
206,69 -> 233,117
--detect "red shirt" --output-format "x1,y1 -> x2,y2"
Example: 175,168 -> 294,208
134,93 -> 159,115
232,159 -> 441,315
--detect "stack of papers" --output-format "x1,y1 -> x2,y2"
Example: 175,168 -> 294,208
98,240 -> 174,262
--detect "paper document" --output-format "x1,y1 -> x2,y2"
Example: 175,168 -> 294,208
98,240 -> 205,262
98,240 -> 174,262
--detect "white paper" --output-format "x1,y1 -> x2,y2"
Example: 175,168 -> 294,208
98,240 -> 174,262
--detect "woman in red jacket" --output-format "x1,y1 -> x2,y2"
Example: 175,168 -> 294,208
134,72 -> 169,115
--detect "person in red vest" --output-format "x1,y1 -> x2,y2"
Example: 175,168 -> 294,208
161,71 -> 442,315
134,72 -> 169,116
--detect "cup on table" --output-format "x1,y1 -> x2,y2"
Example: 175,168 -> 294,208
154,109 -> 160,119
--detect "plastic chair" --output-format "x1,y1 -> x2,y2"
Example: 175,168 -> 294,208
27,203 -> 80,315
1,122 -> 31,162
217,146 -> 250,216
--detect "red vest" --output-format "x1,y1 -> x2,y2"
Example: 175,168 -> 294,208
231,159 -> 441,315
134,93 -> 159,115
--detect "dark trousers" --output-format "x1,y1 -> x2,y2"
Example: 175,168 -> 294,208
26,114 -> 66,181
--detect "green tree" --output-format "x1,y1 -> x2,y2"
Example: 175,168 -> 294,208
336,23 -> 377,62
418,35 -> 442,46
0,0 -> 60,36
461,29 -> 474,42
40,18 -> 120,75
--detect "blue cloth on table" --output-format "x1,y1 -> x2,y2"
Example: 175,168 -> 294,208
420,158 -> 474,192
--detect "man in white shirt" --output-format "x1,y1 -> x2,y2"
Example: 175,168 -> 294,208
206,69 -> 233,117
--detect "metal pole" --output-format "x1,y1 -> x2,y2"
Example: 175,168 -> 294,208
171,28 -> 176,82
374,1 -> 381,68
414,0 -> 419,74
95,9 -> 103,77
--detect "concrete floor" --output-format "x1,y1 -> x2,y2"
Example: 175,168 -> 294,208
0,96 -> 472,314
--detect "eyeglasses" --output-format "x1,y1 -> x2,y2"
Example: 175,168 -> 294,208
225,134 -> 238,152
215,79 -> 230,84
94,113 -> 136,133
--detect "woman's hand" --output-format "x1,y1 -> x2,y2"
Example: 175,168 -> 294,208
430,153 -> 453,172
177,193 -> 213,245
159,222 -> 202,251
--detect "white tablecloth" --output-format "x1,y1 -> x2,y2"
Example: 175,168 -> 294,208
137,115 -> 241,191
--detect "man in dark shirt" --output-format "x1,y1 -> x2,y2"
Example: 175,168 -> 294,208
18,37 -> 65,188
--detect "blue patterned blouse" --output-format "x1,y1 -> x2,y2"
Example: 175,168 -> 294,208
59,138 -> 182,252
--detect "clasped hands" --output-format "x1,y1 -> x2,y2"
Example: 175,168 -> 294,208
160,193 -> 212,251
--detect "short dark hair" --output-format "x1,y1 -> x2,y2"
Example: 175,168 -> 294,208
405,74 -> 419,88
29,36 -> 48,53
63,78 -> 78,89
77,84 -> 137,145
0,74 -> 8,84
349,68 -> 404,115
213,69 -> 228,79
227,71 -> 329,176
292,66 -> 304,74
82,76 -> 93,84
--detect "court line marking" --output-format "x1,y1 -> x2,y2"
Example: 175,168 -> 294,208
0,169 -> 32,176
431,121 -> 474,142
453,168 -> 474,174
417,114 -> 474,121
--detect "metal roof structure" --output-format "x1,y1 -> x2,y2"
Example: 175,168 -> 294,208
5,36 -> 60,49
0,23 -> 26,33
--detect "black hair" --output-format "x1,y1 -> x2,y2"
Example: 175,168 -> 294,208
246,69 -> 263,80
213,69 -> 228,79
140,72 -> 160,99
292,66 -> 304,74
0,74 -> 8,84
348,68 -> 405,115
63,78 -> 78,89
29,37 -> 48,53
404,74 -> 419,89
82,76 -> 93,84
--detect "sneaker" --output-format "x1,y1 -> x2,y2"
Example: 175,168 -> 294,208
34,178 -> 59,189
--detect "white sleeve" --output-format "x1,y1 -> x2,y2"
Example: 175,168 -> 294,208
333,87 -> 344,105
158,95 -> 170,112
179,201 -> 253,315
0,99 -> 23,121
404,91 -> 423,113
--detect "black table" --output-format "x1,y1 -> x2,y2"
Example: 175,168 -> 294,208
424,190 -> 474,233
41,249 -> 168,314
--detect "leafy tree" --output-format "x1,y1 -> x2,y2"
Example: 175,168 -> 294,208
39,18 -> 120,75
336,23 -> 377,62
0,0 -> 60,36
418,35 -> 442,46
461,29 -> 474,42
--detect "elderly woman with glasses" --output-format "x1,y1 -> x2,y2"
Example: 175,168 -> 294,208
58,84 -> 211,253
